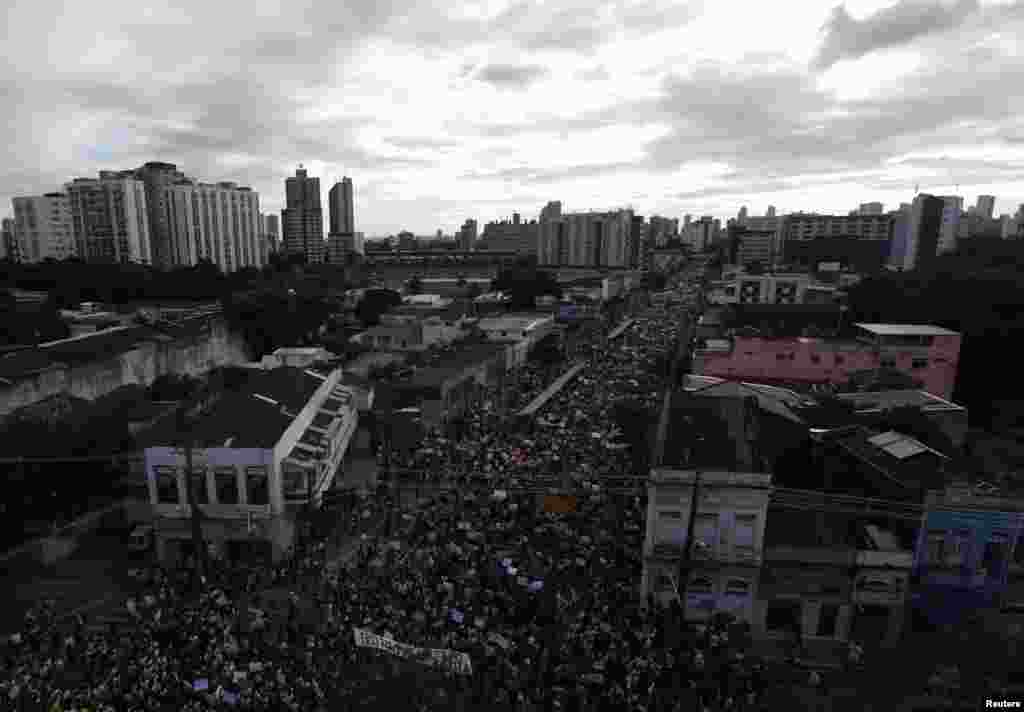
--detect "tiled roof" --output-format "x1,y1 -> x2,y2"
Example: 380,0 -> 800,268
830,426 -> 950,495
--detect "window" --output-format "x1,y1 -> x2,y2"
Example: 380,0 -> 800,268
765,601 -> 802,632
817,604 -> 840,637
246,466 -> 270,505
983,533 -> 1010,578
912,358 -> 928,370
835,355 -> 845,365
695,514 -> 718,552
881,358 -> 897,369
283,467 -> 307,498
724,579 -> 750,596
689,576 -> 714,594
186,467 -> 209,504
735,514 -> 756,552
214,466 -> 239,505
926,531 -> 946,566
811,354 -> 821,364
155,465 -> 180,504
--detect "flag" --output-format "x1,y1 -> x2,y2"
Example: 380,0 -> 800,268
449,609 -> 465,625
528,580 -> 545,593
193,679 -> 209,691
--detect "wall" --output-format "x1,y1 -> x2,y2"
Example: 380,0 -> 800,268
695,336 -> 959,400
0,317 -> 251,418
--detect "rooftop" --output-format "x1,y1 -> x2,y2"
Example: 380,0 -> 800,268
0,349 -> 62,385
408,342 -> 507,388
691,379 -> 810,424
138,367 -> 327,449
835,390 -> 966,414
854,323 -> 960,337
830,426 -> 950,497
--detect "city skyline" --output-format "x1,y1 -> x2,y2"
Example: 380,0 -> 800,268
2,0 -> 1024,236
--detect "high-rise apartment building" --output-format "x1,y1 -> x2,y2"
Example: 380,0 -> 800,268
684,216 -> 715,252
133,162 -> 190,269
328,178 -> 354,235
766,206 -> 776,218
858,202 -> 884,215
737,206 -> 748,224
65,175 -> 152,264
263,213 -> 280,255
10,193 -> 75,263
163,180 -> 263,273
1,217 -> 16,261
892,194 -> 944,271
458,219 -> 478,251
282,167 -> 324,263
326,232 -> 365,264
650,216 -> 678,247
541,208 -> 636,267
937,196 -> 963,255
974,195 -> 995,220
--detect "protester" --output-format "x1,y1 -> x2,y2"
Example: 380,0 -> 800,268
2,283 -> 781,711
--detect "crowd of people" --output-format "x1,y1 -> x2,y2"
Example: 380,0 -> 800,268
1,275 -> 799,711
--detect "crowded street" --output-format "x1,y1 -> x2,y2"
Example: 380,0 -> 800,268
0,274 -> 808,712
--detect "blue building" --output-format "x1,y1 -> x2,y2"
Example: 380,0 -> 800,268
911,487 -> 1024,627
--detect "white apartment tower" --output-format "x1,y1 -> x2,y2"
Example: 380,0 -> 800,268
65,175 -> 152,265
11,193 -> 76,262
163,181 -> 264,272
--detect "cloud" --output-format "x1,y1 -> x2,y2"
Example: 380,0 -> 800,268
814,0 -> 980,70
475,63 -> 550,87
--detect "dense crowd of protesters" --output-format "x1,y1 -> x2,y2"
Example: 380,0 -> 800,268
1,279 -> 803,711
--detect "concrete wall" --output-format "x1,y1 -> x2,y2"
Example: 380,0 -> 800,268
0,317 -> 252,418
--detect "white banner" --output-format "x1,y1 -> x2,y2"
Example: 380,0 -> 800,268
353,628 -> 473,675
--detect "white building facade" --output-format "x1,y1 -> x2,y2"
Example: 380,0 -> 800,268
643,469 -> 772,622
163,181 -> 263,272
65,176 -> 152,265
144,369 -> 358,563
11,193 -> 76,262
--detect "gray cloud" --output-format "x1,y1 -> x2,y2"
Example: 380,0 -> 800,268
475,63 -> 550,87
814,0 -> 980,70
464,160 -> 641,184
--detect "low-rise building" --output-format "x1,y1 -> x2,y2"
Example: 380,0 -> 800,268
693,323 -> 961,400
911,484 -> 1024,630
389,342 -> 509,427
643,469 -> 772,622
140,366 -> 359,563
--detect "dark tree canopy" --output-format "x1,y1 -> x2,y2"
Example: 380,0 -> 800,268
355,288 -> 402,327
492,259 -> 562,310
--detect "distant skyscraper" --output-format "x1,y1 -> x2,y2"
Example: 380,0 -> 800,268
328,177 -> 354,235
1,217 -> 16,261
937,196 -> 963,254
539,201 -> 562,222
459,219 -> 478,251
264,213 -> 279,240
11,193 -> 75,263
283,166 -> 324,263
65,175 -> 152,264
859,202 -> 884,215
737,206 -> 748,224
766,206 -> 776,218
898,194 -> 944,271
975,195 -> 995,220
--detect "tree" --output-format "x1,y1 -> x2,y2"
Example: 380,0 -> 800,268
356,288 -> 402,327
492,259 -> 562,310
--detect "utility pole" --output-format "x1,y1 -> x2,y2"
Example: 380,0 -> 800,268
676,470 -> 701,616
178,406 -> 207,595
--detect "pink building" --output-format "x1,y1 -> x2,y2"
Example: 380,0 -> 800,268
694,323 -> 961,400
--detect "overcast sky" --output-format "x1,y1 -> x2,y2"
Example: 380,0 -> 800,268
3,0 -> 1023,237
